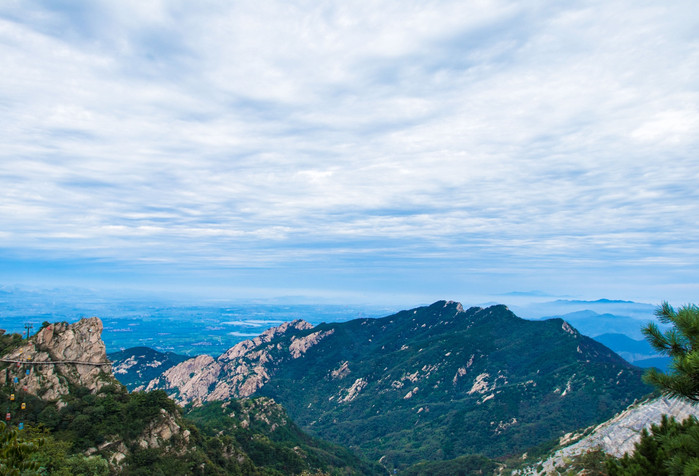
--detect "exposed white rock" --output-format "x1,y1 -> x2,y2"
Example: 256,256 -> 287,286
339,378 -> 367,403
520,396 -> 699,475
561,321 -> 576,335
331,361 -> 351,379
113,356 -> 138,374
453,367 -> 468,385
289,329 -> 334,358
404,387 -> 419,399
219,320 -> 313,361
468,373 -> 491,395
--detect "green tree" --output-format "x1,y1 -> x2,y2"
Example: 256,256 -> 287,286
606,302 -> 699,475
643,302 -> 699,401
0,422 -> 44,475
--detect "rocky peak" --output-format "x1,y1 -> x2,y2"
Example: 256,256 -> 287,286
219,319 -> 312,362
0,317 -> 114,403
35,317 -> 107,363
148,319 -> 326,404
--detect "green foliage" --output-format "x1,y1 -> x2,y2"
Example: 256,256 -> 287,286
607,415 -> 699,476
401,454 -> 498,476
0,332 -> 24,357
643,302 -> 699,401
0,421 -> 43,475
63,454 -> 109,476
186,398 -> 385,475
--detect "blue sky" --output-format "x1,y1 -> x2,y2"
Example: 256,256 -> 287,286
1,1 -> 698,305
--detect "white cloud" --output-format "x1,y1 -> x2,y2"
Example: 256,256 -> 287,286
0,0 -> 698,299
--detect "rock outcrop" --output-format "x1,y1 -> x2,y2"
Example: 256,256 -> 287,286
0,318 -> 194,470
0,318 -> 111,403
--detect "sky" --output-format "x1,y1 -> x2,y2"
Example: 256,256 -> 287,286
1,1 -> 698,306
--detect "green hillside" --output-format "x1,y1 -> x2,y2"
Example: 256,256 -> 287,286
217,302 -> 651,468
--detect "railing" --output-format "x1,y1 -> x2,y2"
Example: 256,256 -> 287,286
0,358 -> 112,367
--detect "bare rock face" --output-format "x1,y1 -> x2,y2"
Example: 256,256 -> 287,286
35,317 -> 107,362
520,396 -> 699,475
147,319 -> 319,405
139,408 -> 191,450
0,317 -> 113,403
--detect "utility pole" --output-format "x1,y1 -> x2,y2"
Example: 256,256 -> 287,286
23,323 -> 33,340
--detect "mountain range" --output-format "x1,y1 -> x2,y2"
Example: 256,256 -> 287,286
120,300 -> 652,470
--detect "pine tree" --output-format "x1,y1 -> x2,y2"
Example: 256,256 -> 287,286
606,302 -> 699,475
643,302 -> 699,401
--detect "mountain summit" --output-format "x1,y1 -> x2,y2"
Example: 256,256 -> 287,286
143,301 -> 651,468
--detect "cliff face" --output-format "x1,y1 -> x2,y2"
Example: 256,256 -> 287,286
0,318 -> 111,402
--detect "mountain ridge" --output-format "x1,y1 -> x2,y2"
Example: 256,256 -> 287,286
139,300 -> 652,469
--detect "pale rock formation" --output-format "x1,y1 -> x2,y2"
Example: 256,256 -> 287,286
519,396 -> 699,475
147,319 -> 323,405
338,378 -> 367,403
331,361 -> 351,379
0,318 -> 110,403
139,408 -> 191,450
289,329 -> 334,358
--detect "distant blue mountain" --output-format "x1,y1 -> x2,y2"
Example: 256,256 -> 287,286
632,356 -> 672,372
555,298 -> 637,304
511,299 -> 657,323
535,311 -> 653,340
594,333 -> 670,372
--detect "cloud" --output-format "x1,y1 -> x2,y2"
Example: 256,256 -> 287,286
0,1 -> 698,300
228,331 -> 265,337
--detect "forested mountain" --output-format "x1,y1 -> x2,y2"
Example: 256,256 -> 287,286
109,346 -> 189,391
142,301 -> 652,469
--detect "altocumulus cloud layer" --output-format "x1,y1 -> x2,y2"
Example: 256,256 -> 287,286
0,1 -> 698,301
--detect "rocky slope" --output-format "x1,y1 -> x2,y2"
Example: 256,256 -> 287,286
519,395 -> 699,475
146,319 -> 314,401
145,301 -> 653,469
